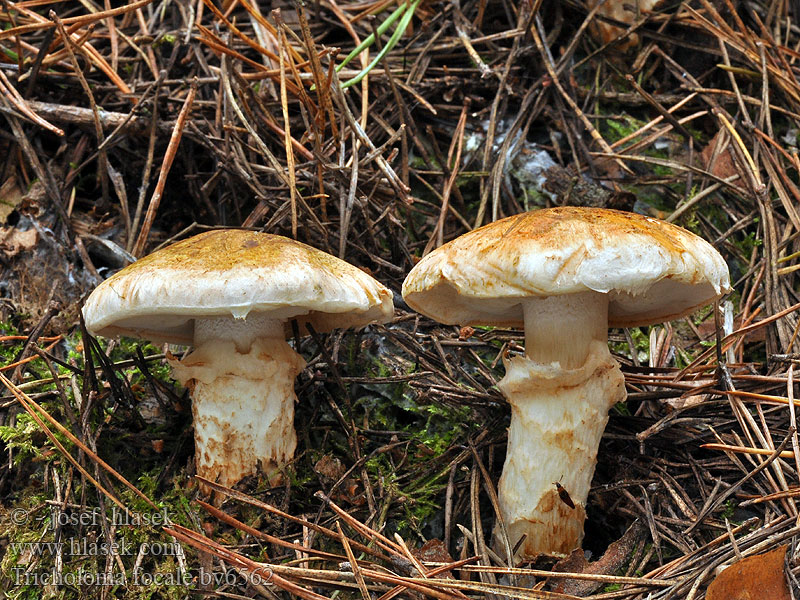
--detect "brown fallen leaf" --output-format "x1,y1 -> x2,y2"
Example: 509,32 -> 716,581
313,454 -> 346,482
390,539 -> 455,579
0,227 -> 38,257
699,129 -> 739,182
696,315 -> 766,344
0,176 -> 23,223
664,394 -> 708,411
411,538 -> 454,565
587,0 -> 662,51
551,521 -> 645,596
706,545 -> 790,600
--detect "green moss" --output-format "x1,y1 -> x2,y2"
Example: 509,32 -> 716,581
610,327 -> 649,365
0,413 -> 53,464
603,115 -> 645,144
720,499 -> 736,520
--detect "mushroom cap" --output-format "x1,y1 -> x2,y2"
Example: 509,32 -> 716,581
83,230 -> 394,344
402,207 -> 731,328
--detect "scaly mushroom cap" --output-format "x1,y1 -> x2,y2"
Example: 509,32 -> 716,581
402,207 -> 730,328
83,230 -> 394,344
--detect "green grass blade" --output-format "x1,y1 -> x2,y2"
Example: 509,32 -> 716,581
336,0 -> 411,73
340,0 -> 420,89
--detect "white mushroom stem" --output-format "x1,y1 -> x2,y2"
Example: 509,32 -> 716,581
495,291 -> 626,559
169,314 -> 305,490
522,293 -> 610,369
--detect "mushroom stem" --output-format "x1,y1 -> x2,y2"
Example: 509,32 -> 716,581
495,292 -> 625,559
522,292 -> 609,368
170,315 -> 305,491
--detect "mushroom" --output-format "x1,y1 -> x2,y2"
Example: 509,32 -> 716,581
83,230 -> 393,490
402,207 -> 730,559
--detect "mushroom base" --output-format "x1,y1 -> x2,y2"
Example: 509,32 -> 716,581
170,332 -> 305,491
494,340 -> 625,560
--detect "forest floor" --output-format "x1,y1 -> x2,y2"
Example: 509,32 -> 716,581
1,0 -> 800,598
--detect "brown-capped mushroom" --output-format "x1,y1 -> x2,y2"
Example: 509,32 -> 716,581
83,230 -> 393,490
402,207 -> 730,559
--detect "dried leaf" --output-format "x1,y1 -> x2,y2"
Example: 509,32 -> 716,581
411,539 -> 454,564
664,394 -> 708,411
700,129 -> 739,181
552,521 -> 644,596
706,546 -> 790,600
587,0 -> 661,51
0,227 -> 38,257
313,454 -> 346,481
0,176 -> 23,223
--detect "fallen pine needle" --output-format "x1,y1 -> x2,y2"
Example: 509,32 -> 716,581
701,442 -> 795,458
